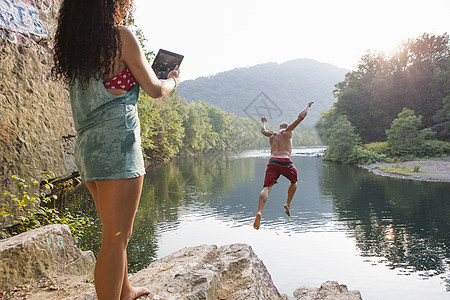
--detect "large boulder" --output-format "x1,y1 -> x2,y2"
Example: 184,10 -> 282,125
131,243 -> 289,300
293,281 -> 362,300
0,224 -> 95,292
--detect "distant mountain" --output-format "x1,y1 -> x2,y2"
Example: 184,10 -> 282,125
177,59 -> 349,128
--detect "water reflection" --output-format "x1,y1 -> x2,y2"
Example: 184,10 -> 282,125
130,152 -> 258,271
320,163 -> 450,290
75,150 -> 450,298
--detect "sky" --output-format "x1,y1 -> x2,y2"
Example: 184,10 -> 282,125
134,0 -> 450,81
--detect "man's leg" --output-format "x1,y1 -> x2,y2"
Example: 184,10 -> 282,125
254,185 -> 273,230
284,182 -> 297,216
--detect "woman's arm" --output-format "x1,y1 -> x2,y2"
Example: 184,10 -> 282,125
119,27 -> 180,98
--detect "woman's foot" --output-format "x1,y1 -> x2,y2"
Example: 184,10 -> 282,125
120,286 -> 151,300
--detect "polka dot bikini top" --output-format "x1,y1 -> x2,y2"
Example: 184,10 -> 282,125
103,68 -> 137,91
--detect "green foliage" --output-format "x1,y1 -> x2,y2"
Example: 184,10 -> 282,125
383,108 -> 449,158
1,173 -> 91,242
138,91 -> 185,162
292,128 -> 320,146
386,108 -> 429,157
323,115 -> 361,163
126,15 -> 154,63
138,90 -> 317,162
374,165 -> 420,176
422,139 -> 450,156
322,115 -> 390,165
364,141 -> 388,155
315,106 -> 339,144
181,101 -> 217,153
348,146 -> 390,165
432,95 -> 450,140
318,33 -> 450,164
331,33 -> 449,143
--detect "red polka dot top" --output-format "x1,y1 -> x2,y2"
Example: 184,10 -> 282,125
103,68 -> 137,91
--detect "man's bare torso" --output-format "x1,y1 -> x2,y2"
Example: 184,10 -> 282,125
269,129 -> 293,158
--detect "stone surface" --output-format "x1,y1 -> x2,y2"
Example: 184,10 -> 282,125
0,275 -> 96,300
361,158 -> 450,182
293,281 -> 362,300
2,243 -> 289,300
1,242 -> 363,300
0,0 -> 75,193
131,243 -> 288,300
0,224 -> 95,292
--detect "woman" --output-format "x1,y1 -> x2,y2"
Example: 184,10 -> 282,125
52,0 -> 180,299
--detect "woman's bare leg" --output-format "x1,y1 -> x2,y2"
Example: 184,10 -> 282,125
120,256 -> 149,300
85,177 -> 150,300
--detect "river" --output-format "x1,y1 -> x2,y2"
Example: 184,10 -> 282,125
75,148 -> 450,300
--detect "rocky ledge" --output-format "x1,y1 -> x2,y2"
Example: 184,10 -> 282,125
0,225 -> 362,300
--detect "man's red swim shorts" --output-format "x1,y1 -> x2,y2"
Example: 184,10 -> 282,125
263,157 -> 298,187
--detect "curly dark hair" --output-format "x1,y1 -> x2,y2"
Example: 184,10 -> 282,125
52,0 -> 134,86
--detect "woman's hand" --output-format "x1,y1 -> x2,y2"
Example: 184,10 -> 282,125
167,68 -> 181,87
119,27 -> 181,98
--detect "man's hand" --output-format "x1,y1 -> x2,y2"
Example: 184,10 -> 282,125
288,101 -> 315,131
260,115 -> 272,137
298,101 -> 314,118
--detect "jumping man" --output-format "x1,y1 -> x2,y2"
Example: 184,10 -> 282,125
253,101 -> 314,230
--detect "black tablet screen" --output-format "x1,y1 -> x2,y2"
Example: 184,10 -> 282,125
151,49 -> 184,79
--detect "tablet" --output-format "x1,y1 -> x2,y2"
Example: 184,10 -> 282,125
151,49 -> 184,79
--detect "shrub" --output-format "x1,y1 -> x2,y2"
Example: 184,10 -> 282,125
1,173 -> 91,242
323,115 -> 361,163
348,146 -> 390,165
420,140 -> 450,157
386,108 -> 427,157
365,142 -> 388,155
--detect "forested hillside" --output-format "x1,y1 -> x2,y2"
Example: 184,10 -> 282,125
137,91 -> 319,164
177,59 -> 349,128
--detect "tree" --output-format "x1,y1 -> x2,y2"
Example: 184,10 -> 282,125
432,95 -> 450,140
324,115 -> 361,163
386,108 -> 431,157
138,91 -> 185,162
332,33 -> 449,143
316,105 -> 339,144
181,101 -> 217,155
126,15 -> 154,63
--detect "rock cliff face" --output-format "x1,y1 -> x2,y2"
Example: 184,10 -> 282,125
0,0 -> 75,192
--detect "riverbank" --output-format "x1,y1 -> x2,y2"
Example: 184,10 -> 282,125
360,157 -> 450,182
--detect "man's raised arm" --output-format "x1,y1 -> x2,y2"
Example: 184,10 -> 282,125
260,115 -> 274,137
286,101 -> 314,132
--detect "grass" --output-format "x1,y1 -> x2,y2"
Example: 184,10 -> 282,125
374,165 -> 421,176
